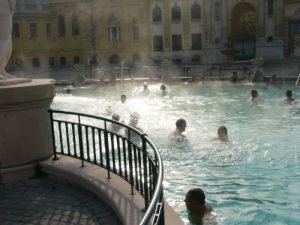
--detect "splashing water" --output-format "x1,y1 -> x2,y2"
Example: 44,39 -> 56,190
53,82 -> 300,225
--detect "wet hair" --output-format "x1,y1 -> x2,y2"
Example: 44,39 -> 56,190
112,114 -> 120,121
186,188 -> 206,204
176,119 -> 186,129
286,90 -> 292,98
218,126 -> 228,136
160,84 -> 166,91
251,89 -> 258,96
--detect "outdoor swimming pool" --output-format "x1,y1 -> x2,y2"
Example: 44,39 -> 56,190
52,82 -> 300,225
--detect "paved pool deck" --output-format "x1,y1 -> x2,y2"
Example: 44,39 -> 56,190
0,177 -> 122,225
0,157 -> 184,225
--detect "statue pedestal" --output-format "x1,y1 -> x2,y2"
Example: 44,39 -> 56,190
0,79 -> 55,183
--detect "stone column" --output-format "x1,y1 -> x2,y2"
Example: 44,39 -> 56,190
257,0 -> 265,40
204,0 -> 212,43
221,0 -> 228,42
275,0 -> 283,38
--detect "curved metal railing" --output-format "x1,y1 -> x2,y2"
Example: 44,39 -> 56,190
49,109 -> 164,225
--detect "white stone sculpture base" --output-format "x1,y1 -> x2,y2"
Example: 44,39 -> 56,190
0,79 -> 55,183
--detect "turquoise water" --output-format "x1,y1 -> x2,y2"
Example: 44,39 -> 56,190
53,82 -> 300,225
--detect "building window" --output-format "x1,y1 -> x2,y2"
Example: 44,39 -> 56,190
268,0 -> 273,17
60,57 -> 66,66
109,54 -> 121,65
72,15 -> 79,36
215,3 -> 220,22
132,18 -> 139,41
49,57 -> 55,67
172,34 -> 182,51
171,4 -> 181,23
25,1 -> 37,11
32,57 -> 40,67
192,55 -> 201,64
107,15 -> 120,43
152,6 -> 162,23
29,23 -> 37,38
12,23 -> 20,38
191,34 -> 202,50
58,15 -> 66,37
73,56 -> 80,65
191,3 -> 201,20
267,36 -> 273,42
46,23 -> 51,38
153,36 -> 163,51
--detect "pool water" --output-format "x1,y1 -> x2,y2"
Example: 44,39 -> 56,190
53,82 -> 300,225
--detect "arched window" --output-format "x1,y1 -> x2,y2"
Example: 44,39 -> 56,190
215,3 -> 220,22
73,56 -> 80,65
152,6 -> 162,23
58,15 -> 66,37
32,57 -> 40,67
107,15 -> 120,43
171,4 -> 181,22
72,14 -> 79,36
268,0 -> 273,17
132,18 -> 139,41
60,57 -> 66,66
191,2 -> 201,20
49,57 -> 55,67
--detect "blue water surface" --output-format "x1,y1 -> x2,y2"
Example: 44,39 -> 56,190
52,82 -> 300,225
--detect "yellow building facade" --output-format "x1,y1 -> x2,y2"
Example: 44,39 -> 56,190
11,0 -> 300,70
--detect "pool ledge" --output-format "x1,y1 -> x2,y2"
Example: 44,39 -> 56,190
39,156 -> 183,225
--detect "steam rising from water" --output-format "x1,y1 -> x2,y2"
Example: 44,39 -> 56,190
53,82 -> 300,225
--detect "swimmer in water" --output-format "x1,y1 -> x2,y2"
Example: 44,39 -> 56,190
250,89 -> 258,105
185,188 -> 213,225
160,84 -> 167,95
168,118 -> 188,143
111,113 -> 123,133
284,90 -> 295,104
121,94 -> 127,104
212,126 -> 228,142
142,82 -> 150,96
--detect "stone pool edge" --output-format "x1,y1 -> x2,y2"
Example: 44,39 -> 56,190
39,156 -> 183,225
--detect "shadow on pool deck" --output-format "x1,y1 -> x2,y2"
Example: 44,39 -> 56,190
40,156 -> 184,225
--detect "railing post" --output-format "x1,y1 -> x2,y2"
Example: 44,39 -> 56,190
142,134 -> 149,210
49,109 -> 58,160
104,122 -> 111,179
127,130 -> 134,195
158,188 -> 165,225
78,115 -> 84,167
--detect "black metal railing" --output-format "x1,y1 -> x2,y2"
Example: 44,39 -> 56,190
49,109 -> 164,225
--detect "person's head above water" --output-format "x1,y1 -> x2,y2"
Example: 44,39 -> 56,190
176,118 -> 186,133
129,112 -> 140,127
286,90 -> 293,98
251,89 -> 258,99
143,82 -> 149,91
112,114 -> 120,121
121,94 -> 126,103
185,188 -> 212,221
217,126 -> 228,141
160,84 -> 166,92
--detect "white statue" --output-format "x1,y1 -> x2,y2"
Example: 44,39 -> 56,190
0,0 -> 16,79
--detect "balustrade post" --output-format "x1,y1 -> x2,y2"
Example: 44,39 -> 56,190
78,115 -> 84,167
49,110 -> 58,160
141,134 -> 149,210
104,122 -> 111,179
